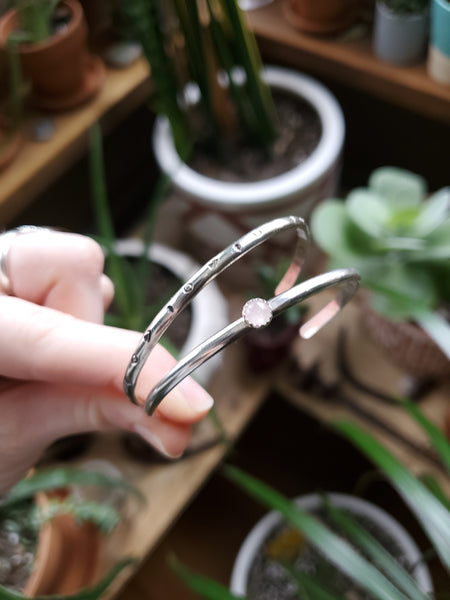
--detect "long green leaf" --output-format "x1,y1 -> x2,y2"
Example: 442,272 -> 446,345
0,558 -> 136,600
324,502 -> 428,600
402,401 -> 450,473
0,467 -> 144,510
223,466 -> 410,600
336,421 -> 450,572
170,557 -> 245,600
89,123 -> 135,325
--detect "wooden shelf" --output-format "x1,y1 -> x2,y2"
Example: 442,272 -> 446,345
0,56 -> 150,227
61,336 -> 269,599
274,294 -> 450,494
246,2 -> 450,124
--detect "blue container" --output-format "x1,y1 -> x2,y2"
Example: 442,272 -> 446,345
428,0 -> 450,84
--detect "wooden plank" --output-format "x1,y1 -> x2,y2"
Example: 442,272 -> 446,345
246,3 -> 450,123
0,57 -> 150,226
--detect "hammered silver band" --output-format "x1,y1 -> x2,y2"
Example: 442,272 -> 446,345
123,216 -> 360,415
0,226 -> 51,295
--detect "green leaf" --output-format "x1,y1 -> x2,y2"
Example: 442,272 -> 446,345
419,475 -> 450,511
223,466 -> 411,600
335,421 -> 450,572
346,189 -> 391,238
412,187 -> 450,237
170,556 -> 245,600
324,502 -> 428,600
402,401 -> 450,473
368,167 -> 426,209
311,200 -> 367,259
365,264 -> 437,320
0,558 -> 136,600
0,467 -> 144,511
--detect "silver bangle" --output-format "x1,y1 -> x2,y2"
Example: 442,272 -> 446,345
124,216 -> 360,415
0,226 -> 52,295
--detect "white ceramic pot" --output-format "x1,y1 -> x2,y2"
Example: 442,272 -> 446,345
373,1 -> 429,66
230,492 -> 434,596
153,66 -> 344,255
114,239 -> 228,386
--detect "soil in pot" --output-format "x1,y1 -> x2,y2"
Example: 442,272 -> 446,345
188,91 -> 322,183
0,499 -> 37,592
247,506 -> 417,600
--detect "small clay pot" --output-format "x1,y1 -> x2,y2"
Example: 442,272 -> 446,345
282,0 -> 358,34
361,303 -> 450,380
25,492 -> 101,596
0,0 -> 105,110
243,316 -> 301,373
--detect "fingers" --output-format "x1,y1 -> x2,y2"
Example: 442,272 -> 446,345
0,381 -> 192,494
0,296 -> 214,424
6,231 -> 113,323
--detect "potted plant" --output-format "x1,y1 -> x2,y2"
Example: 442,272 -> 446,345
0,31 -> 24,171
0,0 -> 105,110
373,0 -> 430,66
427,0 -> 450,84
281,0 -> 358,35
89,124 -> 228,389
172,401 -> 450,599
120,0 -> 345,259
0,465 -> 139,597
310,166 -> 450,379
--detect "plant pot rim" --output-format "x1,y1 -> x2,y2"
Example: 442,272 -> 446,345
0,0 -> 82,53
376,0 -> 429,19
153,65 -> 345,211
230,491 -> 434,596
113,239 -> 228,387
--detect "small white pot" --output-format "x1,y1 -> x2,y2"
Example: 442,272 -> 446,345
114,239 -> 228,386
153,66 -> 344,253
373,1 -> 429,66
230,492 -> 434,596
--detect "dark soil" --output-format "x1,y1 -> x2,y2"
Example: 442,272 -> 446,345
141,261 -> 192,351
247,505 -> 415,600
0,502 -> 38,592
189,91 -> 322,183
108,257 -> 192,352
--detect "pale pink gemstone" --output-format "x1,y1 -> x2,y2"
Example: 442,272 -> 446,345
242,298 -> 273,329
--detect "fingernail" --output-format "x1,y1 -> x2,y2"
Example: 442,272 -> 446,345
133,424 -> 182,459
178,378 -> 214,412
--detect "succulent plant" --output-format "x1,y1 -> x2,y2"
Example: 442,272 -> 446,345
310,166 -> 450,358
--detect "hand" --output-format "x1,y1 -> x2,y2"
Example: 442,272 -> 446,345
0,230 -> 214,494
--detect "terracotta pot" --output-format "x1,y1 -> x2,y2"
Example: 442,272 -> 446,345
361,302 -> 450,379
0,0 -> 105,110
282,0 -> 358,34
24,492 -> 102,596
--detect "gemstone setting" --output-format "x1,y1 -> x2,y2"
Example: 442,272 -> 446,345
242,298 -> 273,329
